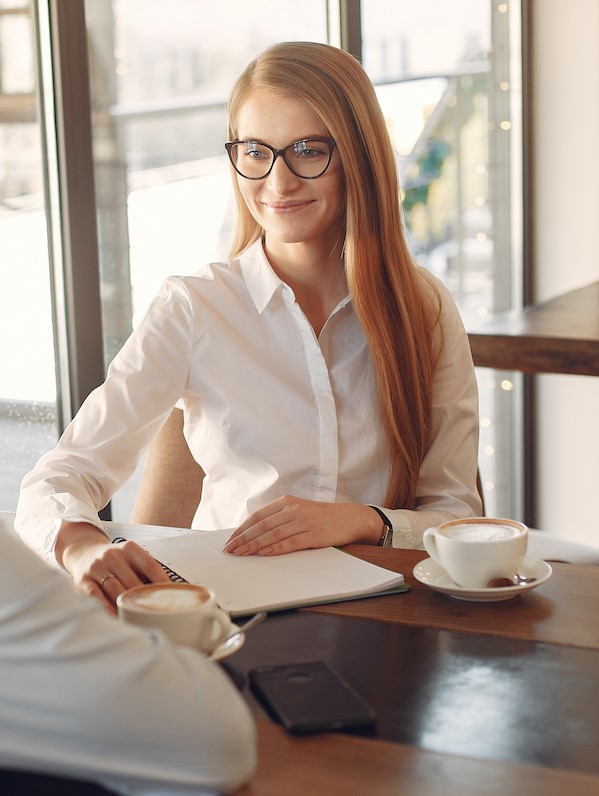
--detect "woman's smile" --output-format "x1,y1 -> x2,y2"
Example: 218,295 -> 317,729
263,199 -> 314,212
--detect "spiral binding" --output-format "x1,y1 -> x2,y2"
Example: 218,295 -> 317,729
159,563 -> 188,584
111,536 -> 188,584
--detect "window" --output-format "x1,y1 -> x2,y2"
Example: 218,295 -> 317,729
0,1 -> 59,510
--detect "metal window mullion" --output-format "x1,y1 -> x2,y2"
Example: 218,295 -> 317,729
328,0 -> 362,59
44,0 -> 104,428
339,0 -> 362,59
521,0 -> 536,527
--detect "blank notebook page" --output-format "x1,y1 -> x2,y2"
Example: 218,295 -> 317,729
139,527 -> 405,616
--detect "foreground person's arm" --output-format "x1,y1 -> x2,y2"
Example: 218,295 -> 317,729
0,525 -> 256,795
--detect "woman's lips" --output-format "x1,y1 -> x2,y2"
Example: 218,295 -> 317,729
263,200 -> 313,213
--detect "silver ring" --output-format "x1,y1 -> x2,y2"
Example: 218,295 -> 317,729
100,573 -> 117,588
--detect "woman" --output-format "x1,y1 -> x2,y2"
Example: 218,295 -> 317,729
16,42 -> 481,610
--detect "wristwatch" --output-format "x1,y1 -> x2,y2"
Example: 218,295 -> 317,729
369,505 -> 393,547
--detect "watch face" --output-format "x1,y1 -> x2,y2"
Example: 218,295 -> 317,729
381,526 -> 393,547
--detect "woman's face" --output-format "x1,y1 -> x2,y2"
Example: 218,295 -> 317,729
232,90 -> 345,249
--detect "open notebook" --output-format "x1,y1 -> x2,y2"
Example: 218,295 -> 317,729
107,522 -> 408,617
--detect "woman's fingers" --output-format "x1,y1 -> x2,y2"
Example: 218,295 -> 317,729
223,496 -> 301,554
224,498 -> 385,556
224,497 -> 336,555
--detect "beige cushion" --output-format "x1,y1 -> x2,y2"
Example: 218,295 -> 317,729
131,408 -> 203,528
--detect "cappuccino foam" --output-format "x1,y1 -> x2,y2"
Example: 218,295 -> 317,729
124,586 -> 208,613
442,523 -> 521,542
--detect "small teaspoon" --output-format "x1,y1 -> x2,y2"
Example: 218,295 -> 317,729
209,611 -> 268,660
230,610 -> 268,638
222,610 -> 268,646
488,574 -> 537,588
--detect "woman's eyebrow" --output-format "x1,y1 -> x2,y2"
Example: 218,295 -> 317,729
236,134 -> 328,144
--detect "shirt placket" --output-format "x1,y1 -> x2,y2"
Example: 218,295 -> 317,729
282,288 -> 339,500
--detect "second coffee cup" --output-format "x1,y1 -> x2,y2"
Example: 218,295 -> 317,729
422,517 -> 528,589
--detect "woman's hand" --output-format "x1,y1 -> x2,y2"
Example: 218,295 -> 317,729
57,521 -> 171,613
223,497 -> 383,556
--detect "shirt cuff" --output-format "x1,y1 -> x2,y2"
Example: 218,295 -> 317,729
372,507 -> 416,549
15,498 -> 108,565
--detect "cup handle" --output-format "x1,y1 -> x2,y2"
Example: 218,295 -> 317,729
207,607 -> 232,647
422,527 -> 439,563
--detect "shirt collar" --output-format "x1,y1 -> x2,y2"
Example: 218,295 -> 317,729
238,239 -> 287,314
238,237 -> 352,316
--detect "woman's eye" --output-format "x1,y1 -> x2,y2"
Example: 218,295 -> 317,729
294,140 -> 326,159
244,147 -> 268,160
295,146 -> 326,160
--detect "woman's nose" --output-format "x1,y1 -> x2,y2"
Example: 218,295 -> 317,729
265,155 -> 301,192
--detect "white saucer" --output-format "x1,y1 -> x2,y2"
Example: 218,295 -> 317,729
413,556 -> 552,602
209,625 -> 245,661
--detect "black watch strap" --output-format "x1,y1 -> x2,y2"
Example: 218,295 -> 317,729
368,505 -> 393,547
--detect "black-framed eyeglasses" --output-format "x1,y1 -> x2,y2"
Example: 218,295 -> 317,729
225,137 -> 336,180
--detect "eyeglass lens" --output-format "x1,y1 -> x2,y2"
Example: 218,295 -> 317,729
227,139 -> 333,179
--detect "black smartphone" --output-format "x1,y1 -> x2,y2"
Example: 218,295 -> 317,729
249,661 -> 377,735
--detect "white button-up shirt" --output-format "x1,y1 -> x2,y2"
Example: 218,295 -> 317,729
16,239 -> 481,559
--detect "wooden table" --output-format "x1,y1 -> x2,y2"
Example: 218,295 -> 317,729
467,280 -> 599,375
236,546 -> 599,795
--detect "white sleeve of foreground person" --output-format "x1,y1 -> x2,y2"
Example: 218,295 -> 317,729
0,523 -> 256,795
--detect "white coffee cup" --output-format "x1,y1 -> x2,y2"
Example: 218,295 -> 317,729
422,517 -> 528,589
117,582 -> 232,654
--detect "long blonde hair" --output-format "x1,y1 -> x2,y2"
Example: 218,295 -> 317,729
227,42 -> 442,509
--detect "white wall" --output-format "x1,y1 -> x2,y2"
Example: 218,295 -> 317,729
532,0 -> 599,544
